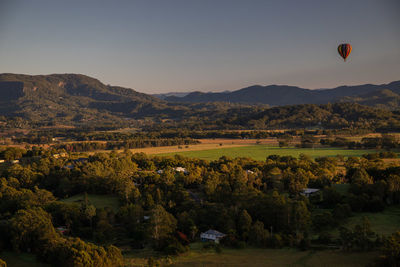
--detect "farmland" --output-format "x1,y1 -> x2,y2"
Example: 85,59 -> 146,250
61,193 -> 120,212
157,145 -> 382,161
0,251 -> 48,267
123,243 -> 379,267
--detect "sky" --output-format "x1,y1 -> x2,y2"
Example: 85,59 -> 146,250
0,0 -> 399,93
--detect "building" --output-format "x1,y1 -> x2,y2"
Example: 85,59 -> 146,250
200,229 -> 226,243
301,188 -> 320,197
56,226 -> 69,235
174,167 -> 188,174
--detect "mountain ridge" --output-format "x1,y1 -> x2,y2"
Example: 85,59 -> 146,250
163,81 -> 400,106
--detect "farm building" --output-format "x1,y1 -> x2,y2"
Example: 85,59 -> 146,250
300,188 -> 320,197
200,229 -> 226,243
174,167 -> 188,174
56,226 -> 69,235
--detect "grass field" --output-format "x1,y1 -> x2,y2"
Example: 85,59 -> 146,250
0,251 -> 49,267
343,205 -> 400,236
324,205 -> 400,240
158,146 -> 380,161
61,193 -> 120,212
171,248 -> 379,267
123,243 -> 379,267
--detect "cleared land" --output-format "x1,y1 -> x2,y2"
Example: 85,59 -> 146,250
123,243 -> 379,267
0,251 -> 48,267
61,193 -> 120,212
331,205 -> 400,237
157,146 -> 381,161
171,249 -> 379,267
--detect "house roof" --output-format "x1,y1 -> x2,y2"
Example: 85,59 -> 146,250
202,229 -> 225,237
302,188 -> 320,194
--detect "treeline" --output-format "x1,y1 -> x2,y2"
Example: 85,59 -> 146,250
3,102 -> 400,133
52,138 -> 200,152
320,135 -> 400,149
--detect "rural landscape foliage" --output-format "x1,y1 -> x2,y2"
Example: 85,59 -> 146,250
0,74 -> 400,266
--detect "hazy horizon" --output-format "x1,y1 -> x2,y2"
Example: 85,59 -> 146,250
1,0 -> 399,93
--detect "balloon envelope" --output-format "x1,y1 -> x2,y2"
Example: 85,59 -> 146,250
338,43 -> 352,61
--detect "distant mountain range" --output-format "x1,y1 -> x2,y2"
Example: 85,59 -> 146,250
163,81 -> 400,107
0,73 -> 399,128
152,92 -> 191,99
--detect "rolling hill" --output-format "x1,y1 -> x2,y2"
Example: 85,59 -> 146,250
1,73 -> 400,131
0,73 -> 174,125
164,81 -> 400,108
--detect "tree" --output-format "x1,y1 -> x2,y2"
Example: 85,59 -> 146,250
9,207 -> 58,253
80,193 -> 96,229
149,205 -> 177,248
249,221 -> 268,247
381,231 -> 400,267
116,204 -> 145,240
238,209 -> 252,240
351,168 -> 373,185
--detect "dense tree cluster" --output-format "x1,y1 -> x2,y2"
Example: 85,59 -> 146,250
52,138 -> 199,152
0,145 -> 399,265
321,135 -> 400,150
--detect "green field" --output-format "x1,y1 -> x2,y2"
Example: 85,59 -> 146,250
0,251 -> 49,267
171,248 -> 379,267
158,146 -> 380,161
61,193 -> 120,212
343,205 -> 400,236
123,242 -> 379,267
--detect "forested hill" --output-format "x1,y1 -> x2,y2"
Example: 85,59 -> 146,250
164,81 -> 400,108
0,73 -> 176,123
1,73 -> 400,131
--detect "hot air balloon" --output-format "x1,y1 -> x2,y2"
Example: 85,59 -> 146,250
338,43 -> 352,61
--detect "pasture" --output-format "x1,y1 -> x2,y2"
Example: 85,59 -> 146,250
0,251 -> 49,267
123,244 -> 379,267
171,248 -> 379,267
339,205 -> 400,237
157,145 -> 380,161
61,193 -> 120,212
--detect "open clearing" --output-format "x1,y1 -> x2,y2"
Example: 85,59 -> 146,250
171,248 -> 378,267
157,146 -> 381,161
123,244 -> 379,267
0,251 -> 48,267
85,138 -> 277,156
61,193 -> 120,212
322,205 -> 400,241
341,205 -> 400,236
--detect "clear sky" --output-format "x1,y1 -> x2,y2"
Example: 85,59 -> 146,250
0,0 -> 399,93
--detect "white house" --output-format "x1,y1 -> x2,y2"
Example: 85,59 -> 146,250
200,229 -> 226,243
300,188 -> 320,197
174,167 -> 188,174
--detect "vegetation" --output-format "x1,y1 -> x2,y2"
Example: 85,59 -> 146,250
0,144 -> 399,266
159,146 -> 382,161
1,74 -> 400,266
2,74 -> 400,132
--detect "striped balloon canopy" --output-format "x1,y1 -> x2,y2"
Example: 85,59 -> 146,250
338,43 -> 352,61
